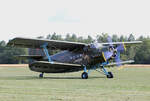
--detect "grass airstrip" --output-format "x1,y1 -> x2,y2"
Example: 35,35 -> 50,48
0,65 -> 150,101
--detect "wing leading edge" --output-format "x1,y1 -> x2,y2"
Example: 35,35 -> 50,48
101,41 -> 142,46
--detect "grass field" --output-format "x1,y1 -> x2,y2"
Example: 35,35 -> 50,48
0,65 -> 150,101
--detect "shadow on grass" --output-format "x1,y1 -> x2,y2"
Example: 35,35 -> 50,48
0,75 -> 105,80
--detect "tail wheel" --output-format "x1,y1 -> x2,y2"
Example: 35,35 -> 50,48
39,73 -> 44,78
81,72 -> 88,79
107,72 -> 113,78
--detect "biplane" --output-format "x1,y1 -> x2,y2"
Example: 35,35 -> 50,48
7,37 -> 142,79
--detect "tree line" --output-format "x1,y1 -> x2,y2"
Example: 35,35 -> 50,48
0,33 -> 150,64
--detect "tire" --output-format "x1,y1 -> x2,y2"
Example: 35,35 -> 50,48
107,72 -> 113,78
81,72 -> 88,79
39,73 -> 43,78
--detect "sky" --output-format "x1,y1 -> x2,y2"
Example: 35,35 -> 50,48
0,0 -> 150,42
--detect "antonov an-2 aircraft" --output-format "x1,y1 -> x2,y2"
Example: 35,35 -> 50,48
7,37 -> 142,79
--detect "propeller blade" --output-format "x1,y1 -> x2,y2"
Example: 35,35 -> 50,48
116,43 -> 126,52
115,52 -> 122,66
104,51 -> 113,60
107,36 -> 113,47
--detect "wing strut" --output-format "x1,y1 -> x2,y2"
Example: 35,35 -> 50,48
39,43 -> 53,78
41,43 -> 53,63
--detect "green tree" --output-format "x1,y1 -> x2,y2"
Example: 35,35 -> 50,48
128,34 -> 135,41
112,34 -> 119,42
96,33 -> 108,42
0,41 -> 28,64
46,34 -> 51,39
119,35 -> 128,42
83,35 -> 93,44
134,39 -> 150,64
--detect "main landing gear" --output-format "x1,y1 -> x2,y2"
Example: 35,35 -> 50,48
81,65 -> 89,79
81,63 -> 114,79
81,72 -> 88,79
101,65 -> 114,79
106,72 -> 113,78
81,70 -> 113,79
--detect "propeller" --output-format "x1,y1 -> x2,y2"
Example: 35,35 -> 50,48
103,36 -> 126,66
103,51 -> 113,60
115,52 -> 122,66
107,36 -> 113,47
116,43 -> 126,52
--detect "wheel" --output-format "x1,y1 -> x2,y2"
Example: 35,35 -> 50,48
39,73 -> 44,78
107,72 -> 113,78
81,72 -> 88,79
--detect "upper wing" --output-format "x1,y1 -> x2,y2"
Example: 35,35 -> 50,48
101,41 -> 142,46
7,37 -> 87,50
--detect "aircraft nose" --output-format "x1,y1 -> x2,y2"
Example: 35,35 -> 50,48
102,51 -> 113,62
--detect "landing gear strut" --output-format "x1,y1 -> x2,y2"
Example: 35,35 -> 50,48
81,65 -> 88,79
101,62 -> 114,79
81,72 -> 88,79
39,72 -> 44,78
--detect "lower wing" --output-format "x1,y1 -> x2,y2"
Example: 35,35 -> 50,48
105,60 -> 134,67
29,61 -> 83,73
17,55 -> 44,60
